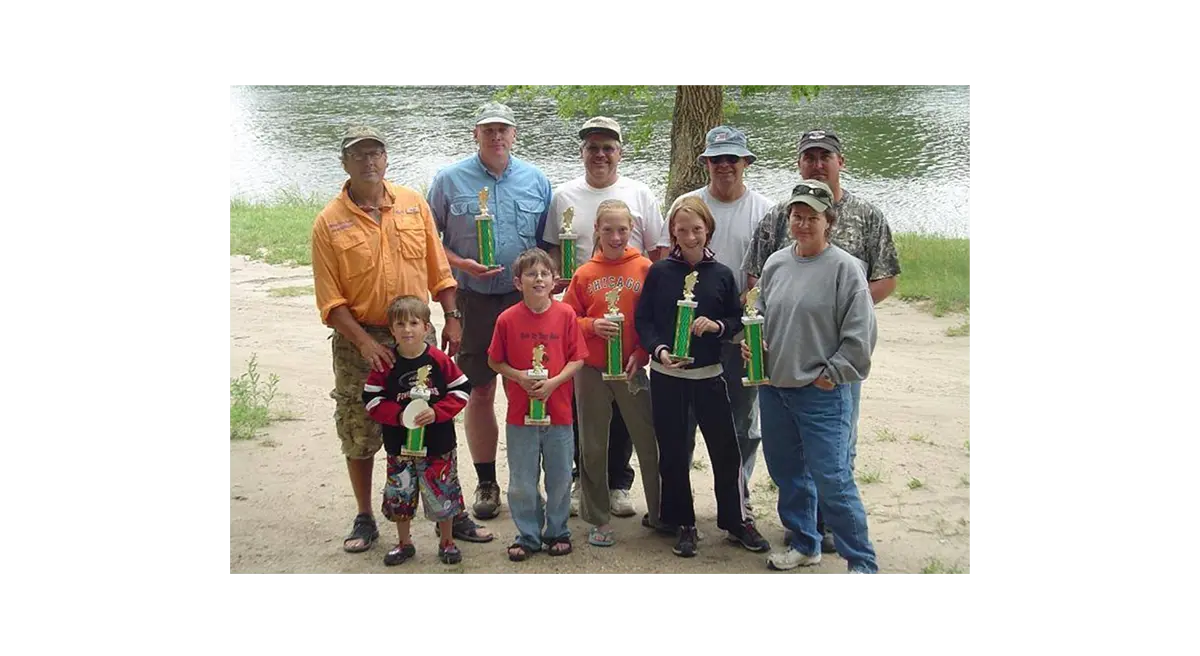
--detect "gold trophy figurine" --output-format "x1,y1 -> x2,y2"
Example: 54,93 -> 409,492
559,207 -> 579,279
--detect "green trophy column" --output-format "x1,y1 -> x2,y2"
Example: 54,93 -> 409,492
741,316 -> 769,386
603,313 -> 625,380
525,369 -> 550,425
670,300 -> 697,365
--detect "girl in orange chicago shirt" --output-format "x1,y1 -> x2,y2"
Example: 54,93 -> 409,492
564,200 -> 661,548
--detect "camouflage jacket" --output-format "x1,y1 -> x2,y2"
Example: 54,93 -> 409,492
741,188 -> 901,282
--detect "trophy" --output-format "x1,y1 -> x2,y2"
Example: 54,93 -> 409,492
524,344 -> 552,426
399,365 -> 434,457
741,287 -> 770,387
669,271 -> 699,365
602,288 -> 626,381
559,207 -> 579,279
475,187 -> 499,268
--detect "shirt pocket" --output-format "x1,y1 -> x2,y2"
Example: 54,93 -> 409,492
448,195 -> 482,254
391,216 -> 427,260
513,198 -> 545,239
333,229 -> 375,282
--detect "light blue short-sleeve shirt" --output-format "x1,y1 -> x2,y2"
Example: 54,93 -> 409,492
427,154 -> 552,295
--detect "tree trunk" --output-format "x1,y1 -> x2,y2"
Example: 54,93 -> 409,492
664,85 -> 724,213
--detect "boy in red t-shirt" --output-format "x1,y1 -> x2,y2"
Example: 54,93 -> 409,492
487,248 -> 587,562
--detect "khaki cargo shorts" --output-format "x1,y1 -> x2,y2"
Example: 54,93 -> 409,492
330,324 -> 436,460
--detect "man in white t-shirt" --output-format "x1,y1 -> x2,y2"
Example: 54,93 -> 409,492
543,117 -> 667,520
674,125 -> 774,513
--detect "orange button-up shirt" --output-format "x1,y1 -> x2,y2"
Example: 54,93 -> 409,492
312,180 -> 456,327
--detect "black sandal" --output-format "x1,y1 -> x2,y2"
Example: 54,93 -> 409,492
438,543 -> 462,564
436,515 -> 495,543
343,513 -> 379,553
507,542 -> 533,562
546,536 -> 573,556
384,543 -> 415,566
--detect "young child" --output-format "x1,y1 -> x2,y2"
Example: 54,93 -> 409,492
362,295 -> 472,566
563,200 -> 661,548
633,196 -> 770,558
487,248 -> 588,562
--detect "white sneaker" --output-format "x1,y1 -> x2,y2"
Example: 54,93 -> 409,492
767,547 -> 822,571
570,480 -> 580,517
609,489 -> 636,517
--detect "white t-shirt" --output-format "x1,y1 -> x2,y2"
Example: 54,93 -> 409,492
542,175 -> 665,264
676,186 -> 773,294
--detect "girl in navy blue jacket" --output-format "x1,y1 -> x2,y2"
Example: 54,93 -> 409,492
634,196 -> 769,558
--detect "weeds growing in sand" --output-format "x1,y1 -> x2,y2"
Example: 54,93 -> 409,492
964,439 -> 970,455
874,427 -> 899,443
692,457 -> 708,471
857,469 -> 884,484
908,433 -> 929,444
946,319 -> 970,337
907,477 -> 925,490
921,558 -> 966,574
268,285 -> 315,297
231,354 -> 280,440
960,474 -> 970,487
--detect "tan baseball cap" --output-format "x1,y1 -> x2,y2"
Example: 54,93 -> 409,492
340,125 -> 387,153
579,116 -> 622,142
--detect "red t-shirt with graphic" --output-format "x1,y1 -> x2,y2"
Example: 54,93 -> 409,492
487,299 -> 587,426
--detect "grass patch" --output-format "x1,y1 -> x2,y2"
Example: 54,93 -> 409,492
856,468 -> 884,484
893,233 -> 969,316
946,319 -> 970,337
960,474 -> 970,487
874,427 -> 899,443
907,477 -> 924,490
691,457 -> 708,471
908,433 -> 929,444
268,285 -> 315,297
921,558 -> 967,574
230,192 -> 324,266
231,354 -> 280,440
964,439 -> 970,455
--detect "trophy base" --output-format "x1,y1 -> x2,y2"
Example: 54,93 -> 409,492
524,416 -> 552,426
602,373 -> 628,381
668,355 -> 694,365
483,264 -> 502,270
741,377 -> 770,387
400,446 -> 428,458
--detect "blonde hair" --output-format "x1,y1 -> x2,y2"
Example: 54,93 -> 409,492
592,199 -> 634,254
666,196 -> 716,248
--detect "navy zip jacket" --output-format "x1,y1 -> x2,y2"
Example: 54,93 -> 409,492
634,247 -> 744,370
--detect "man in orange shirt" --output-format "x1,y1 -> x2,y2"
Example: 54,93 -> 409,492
312,125 -> 492,553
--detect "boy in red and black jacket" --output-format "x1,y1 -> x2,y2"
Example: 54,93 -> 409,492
363,296 -> 471,566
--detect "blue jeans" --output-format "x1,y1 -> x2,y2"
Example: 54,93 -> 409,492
506,424 -> 574,551
848,381 -> 862,468
759,384 -> 878,573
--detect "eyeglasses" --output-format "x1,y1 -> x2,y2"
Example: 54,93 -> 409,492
347,150 -> 386,163
584,144 -> 619,156
706,155 -> 741,165
791,183 -> 832,201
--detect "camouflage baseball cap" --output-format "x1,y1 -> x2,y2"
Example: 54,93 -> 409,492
474,101 -> 517,127
698,125 -> 756,164
579,116 -> 622,142
786,180 -> 834,213
797,129 -> 842,156
340,125 -> 387,153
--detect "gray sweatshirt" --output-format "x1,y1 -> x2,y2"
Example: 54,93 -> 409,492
755,244 -> 877,387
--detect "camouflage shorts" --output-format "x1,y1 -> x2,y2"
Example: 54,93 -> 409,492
330,324 -> 436,460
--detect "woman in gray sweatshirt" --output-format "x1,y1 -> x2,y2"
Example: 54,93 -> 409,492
746,180 -> 879,574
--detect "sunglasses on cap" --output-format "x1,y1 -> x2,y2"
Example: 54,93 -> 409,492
791,183 -> 832,201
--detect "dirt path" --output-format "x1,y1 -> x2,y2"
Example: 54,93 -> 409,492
230,256 -> 970,573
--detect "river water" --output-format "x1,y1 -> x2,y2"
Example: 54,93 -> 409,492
230,86 -> 969,237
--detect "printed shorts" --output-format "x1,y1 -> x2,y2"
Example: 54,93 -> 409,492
382,450 -> 465,522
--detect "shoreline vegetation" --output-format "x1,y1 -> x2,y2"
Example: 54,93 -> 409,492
231,197 -> 969,317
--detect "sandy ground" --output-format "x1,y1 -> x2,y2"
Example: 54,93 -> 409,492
230,256 -> 970,574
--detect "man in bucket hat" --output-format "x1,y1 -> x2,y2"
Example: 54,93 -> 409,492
741,128 -> 901,553
671,125 -> 775,529
427,101 -> 553,520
